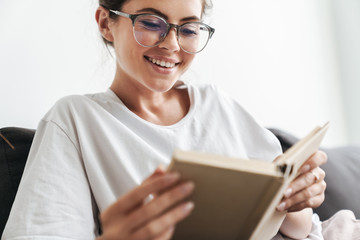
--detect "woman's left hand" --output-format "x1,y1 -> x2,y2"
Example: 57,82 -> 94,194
277,151 -> 328,212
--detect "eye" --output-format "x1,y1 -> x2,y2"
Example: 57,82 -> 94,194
137,16 -> 165,31
140,20 -> 161,30
180,24 -> 200,37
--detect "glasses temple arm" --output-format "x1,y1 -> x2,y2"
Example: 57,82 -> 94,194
109,10 -> 131,18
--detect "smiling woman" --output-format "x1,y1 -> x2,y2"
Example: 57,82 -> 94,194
96,0 -> 214,125
2,0 -> 332,240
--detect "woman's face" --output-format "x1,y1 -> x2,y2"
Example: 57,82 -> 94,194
109,0 -> 203,93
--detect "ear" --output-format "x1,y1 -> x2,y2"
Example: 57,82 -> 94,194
95,6 -> 114,43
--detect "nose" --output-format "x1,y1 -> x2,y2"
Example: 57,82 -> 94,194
158,28 -> 181,52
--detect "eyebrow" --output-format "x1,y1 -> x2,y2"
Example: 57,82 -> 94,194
135,8 -> 200,22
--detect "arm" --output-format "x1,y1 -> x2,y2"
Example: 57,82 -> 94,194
2,121 -> 98,238
280,208 -> 313,239
277,151 -> 327,239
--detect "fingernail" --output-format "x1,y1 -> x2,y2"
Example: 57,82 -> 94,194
167,226 -> 175,234
183,201 -> 194,212
166,172 -> 180,182
157,164 -> 166,172
143,194 -> 154,204
300,164 -> 310,174
277,202 -> 286,211
284,188 -> 292,198
181,181 -> 195,193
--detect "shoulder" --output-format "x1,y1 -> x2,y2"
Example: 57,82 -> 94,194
188,82 -> 282,160
187,82 -> 218,96
53,92 -> 110,110
40,95 -> 82,123
53,94 -> 90,109
42,92 -> 109,121
186,82 -> 231,109
187,83 -> 239,105
188,82 -> 248,117
38,92 -> 113,135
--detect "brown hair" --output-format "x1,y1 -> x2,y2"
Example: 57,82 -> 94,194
99,0 -> 213,47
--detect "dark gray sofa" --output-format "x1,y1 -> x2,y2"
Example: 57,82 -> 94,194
0,127 -> 35,236
1,127 -> 359,236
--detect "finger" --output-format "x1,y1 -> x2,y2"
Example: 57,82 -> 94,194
153,226 -> 175,240
285,167 -> 325,198
277,180 -> 326,211
310,167 -> 323,183
142,166 -> 168,203
155,165 -> 166,173
299,151 -> 327,174
131,201 -> 194,240
108,173 -> 181,216
287,194 -> 325,212
143,165 -> 167,185
126,181 -> 195,230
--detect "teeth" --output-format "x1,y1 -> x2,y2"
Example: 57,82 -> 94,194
148,57 -> 175,68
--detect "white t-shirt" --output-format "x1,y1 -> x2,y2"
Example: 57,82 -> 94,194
3,83 -> 282,239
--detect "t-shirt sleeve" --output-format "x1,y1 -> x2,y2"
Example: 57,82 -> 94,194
2,120 -> 99,239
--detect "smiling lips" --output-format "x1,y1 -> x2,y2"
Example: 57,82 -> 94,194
146,57 -> 178,68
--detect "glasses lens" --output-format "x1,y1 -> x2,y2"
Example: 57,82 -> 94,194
178,23 -> 210,53
133,15 -> 168,47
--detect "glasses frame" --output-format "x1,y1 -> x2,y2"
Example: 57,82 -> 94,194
109,9 -> 215,54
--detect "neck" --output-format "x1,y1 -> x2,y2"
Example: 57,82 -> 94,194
110,74 -> 190,126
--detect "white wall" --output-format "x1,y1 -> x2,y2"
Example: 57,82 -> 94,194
0,0 -> 356,147
0,0 -> 112,128
185,0 -> 348,147
330,0 -> 360,145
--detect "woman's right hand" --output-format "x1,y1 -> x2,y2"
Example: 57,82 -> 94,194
97,168 -> 195,240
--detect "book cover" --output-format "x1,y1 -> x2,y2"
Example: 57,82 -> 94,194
168,122 -> 329,240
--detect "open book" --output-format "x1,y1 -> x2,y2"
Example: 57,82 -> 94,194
167,122 -> 330,240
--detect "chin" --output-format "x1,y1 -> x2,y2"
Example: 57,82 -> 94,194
146,79 -> 179,93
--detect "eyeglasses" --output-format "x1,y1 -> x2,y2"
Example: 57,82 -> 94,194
109,10 -> 215,54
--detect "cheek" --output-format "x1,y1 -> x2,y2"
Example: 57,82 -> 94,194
116,46 -> 144,74
182,54 -> 196,69
114,28 -> 144,60
111,20 -> 138,50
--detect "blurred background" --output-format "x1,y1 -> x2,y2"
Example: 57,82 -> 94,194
0,0 -> 359,147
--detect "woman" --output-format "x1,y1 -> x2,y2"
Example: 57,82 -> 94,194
2,0 -> 327,239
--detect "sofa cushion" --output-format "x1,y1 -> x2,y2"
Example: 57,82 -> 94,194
0,127 -> 35,236
269,128 -> 360,220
